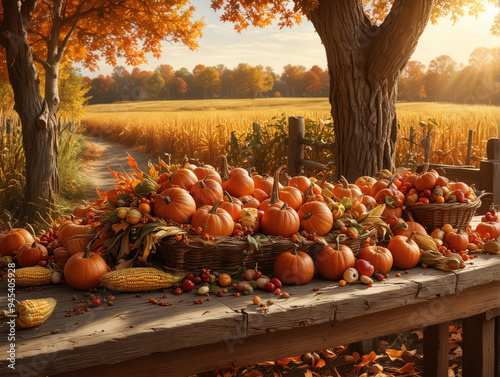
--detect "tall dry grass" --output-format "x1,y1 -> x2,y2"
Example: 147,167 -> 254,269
80,99 -> 500,173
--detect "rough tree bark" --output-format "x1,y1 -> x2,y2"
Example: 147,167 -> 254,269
0,0 -> 60,223
308,0 -> 433,182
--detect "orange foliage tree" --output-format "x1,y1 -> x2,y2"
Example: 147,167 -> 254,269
210,0 -> 496,181
0,1 -> 204,222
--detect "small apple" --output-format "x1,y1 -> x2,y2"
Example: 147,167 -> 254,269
355,259 -> 374,277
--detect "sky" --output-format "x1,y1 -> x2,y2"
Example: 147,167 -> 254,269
81,2 -> 500,77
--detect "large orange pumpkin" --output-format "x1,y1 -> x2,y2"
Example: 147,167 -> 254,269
190,199 -> 234,236
278,186 -> 303,211
288,175 -> 312,193
370,178 -> 397,198
298,201 -> 333,236
274,245 -> 314,285
57,217 -> 92,256
154,187 -> 197,224
415,172 -> 438,192
387,232 -> 421,269
316,239 -> 355,280
64,248 -> 110,290
166,168 -> 198,191
393,221 -> 426,238
261,203 -> 300,237
476,222 -> 500,240
193,165 -> 222,185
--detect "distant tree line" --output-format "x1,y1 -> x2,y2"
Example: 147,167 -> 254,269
83,63 -> 331,103
398,47 -> 499,104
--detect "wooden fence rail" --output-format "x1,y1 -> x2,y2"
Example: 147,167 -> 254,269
287,116 -> 500,214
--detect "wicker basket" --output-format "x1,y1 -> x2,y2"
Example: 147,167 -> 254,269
403,199 -> 481,232
157,228 -> 377,274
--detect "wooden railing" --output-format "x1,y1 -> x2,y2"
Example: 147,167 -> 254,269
287,116 -> 500,214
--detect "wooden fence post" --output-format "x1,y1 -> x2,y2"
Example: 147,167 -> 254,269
480,138 -> 500,210
288,116 -> 305,177
465,129 -> 474,166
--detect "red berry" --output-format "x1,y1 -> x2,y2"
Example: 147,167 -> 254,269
181,280 -> 196,292
174,288 -> 183,295
92,298 -> 101,307
376,275 -> 384,281
264,282 -> 275,292
186,273 -> 194,281
270,278 -> 282,288
193,276 -> 202,284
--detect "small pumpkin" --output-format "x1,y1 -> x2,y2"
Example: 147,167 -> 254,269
219,155 -> 254,197
219,191 -> 243,221
274,245 -> 315,285
393,221 -> 426,238
354,176 -> 377,195
387,231 -> 420,269
164,168 -> 198,191
476,222 -> 500,240
239,195 -> 260,209
288,175 -> 312,193
358,240 -> 393,274
193,165 -> 222,185
278,186 -> 303,211
298,201 -> 333,236
17,242 -> 49,267
64,247 -> 110,290
190,199 -> 234,236
190,176 -> 224,208
252,174 -> 275,194
57,217 -> 92,256
415,172 -> 438,192
370,178 -> 397,198
239,208 -> 260,232
332,176 -> 362,199
444,229 -> 469,252
0,223 -> 35,257
53,247 -> 71,269
316,237 -> 355,280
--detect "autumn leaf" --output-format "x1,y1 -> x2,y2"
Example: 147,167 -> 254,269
112,222 -> 130,233
412,330 -> 424,340
358,351 -> 377,367
245,370 -> 263,377
321,349 -> 337,359
315,359 -> 325,368
352,351 -> 360,363
399,362 -> 416,374
276,356 -> 301,366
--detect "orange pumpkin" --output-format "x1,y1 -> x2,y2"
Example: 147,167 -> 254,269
154,187 -> 197,224
252,174 -> 275,194
64,248 -> 110,290
355,176 -> 377,195
415,172 -> 438,192
72,204 -> 91,218
190,176 -> 223,208
448,181 -> 470,196
316,238 -> 355,280
190,199 -> 234,236
444,229 -> 469,252
193,165 -> 222,185
260,165 -> 285,212
274,245 -> 315,285
393,221 -> 426,237
219,155 -> 254,197
370,178 -> 397,198
358,242 -> 393,274
476,222 -> 500,240
360,195 -> 377,210
332,176 -> 362,199
346,200 -> 367,219
261,203 -> 300,237
298,201 -> 333,236
16,242 -> 48,267
220,191 -> 243,221
288,175 -> 312,193
278,186 -> 303,211
303,183 -> 325,203
387,232 -> 420,269
166,168 -> 198,191
239,195 -> 260,209
53,247 -> 71,269
57,217 -> 92,256
0,223 -> 34,257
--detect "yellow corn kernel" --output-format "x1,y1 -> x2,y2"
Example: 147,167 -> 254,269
3,266 -> 52,286
16,298 -> 57,329
99,267 -> 184,292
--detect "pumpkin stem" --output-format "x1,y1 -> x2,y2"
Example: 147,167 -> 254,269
318,171 -> 330,189
303,183 -> 314,199
407,231 -> 416,244
303,212 -> 313,220
199,175 -> 212,189
279,202 -> 288,211
209,199 -> 224,214
31,241 -> 37,248
217,155 -> 231,181
335,235 -> 341,250
386,176 -> 397,188
291,244 -> 299,256
270,165 -> 286,204
7,222 -> 14,232
339,176 -> 349,189
163,196 -> 172,204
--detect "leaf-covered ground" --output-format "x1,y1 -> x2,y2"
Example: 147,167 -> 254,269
196,324 -> 464,377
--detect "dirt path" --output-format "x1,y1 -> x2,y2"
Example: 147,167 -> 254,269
83,136 -> 153,202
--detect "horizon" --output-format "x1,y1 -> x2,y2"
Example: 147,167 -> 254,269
78,2 -> 499,77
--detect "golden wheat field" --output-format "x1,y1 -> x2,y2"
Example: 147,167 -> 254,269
80,98 -> 500,170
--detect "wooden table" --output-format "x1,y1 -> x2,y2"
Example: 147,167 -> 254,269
1,253 -> 499,377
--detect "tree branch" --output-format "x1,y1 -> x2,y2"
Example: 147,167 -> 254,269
32,53 -> 51,71
367,0 -> 434,80
55,20 -> 78,62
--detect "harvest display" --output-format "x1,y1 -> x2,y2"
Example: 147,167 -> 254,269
1,155 -> 499,329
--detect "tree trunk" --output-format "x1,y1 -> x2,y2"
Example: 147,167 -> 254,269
309,0 -> 433,182
0,0 -> 59,222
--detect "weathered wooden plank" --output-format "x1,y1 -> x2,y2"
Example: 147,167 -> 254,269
462,314 -> 496,377
423,322 -> 449,377
50,281 -> 500,377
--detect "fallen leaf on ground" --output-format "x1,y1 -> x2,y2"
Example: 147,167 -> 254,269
245,371 -> 263,377
276,356 -> 301,366
352,351 -> 360,363
399,362 -> 416,374
315,359 -> 325,368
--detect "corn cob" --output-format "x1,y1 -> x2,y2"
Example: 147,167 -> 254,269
99,267 -> 184,292
15,298 -> 57,329
3,266 -> 52,286
413,232 -> 439,251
